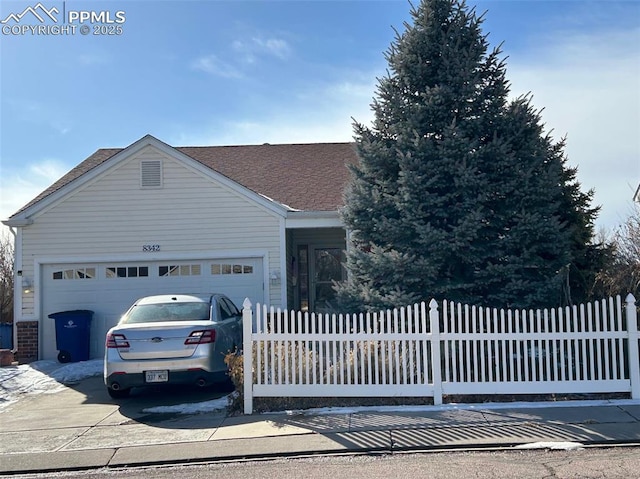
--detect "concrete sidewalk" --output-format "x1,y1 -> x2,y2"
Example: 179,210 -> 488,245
1,377 -> 640,475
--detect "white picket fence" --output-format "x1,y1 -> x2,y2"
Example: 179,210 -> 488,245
241,294 -> 640,414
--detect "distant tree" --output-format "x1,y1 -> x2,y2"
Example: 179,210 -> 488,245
337,0 -> 604,311
0,235 -> 14,324
593,206 -> 640,300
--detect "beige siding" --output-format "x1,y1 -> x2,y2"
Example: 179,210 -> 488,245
18,145 -> 284,316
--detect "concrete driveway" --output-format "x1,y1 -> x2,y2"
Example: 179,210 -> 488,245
0,376 -> 234,453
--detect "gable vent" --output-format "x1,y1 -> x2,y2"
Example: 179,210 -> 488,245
140,160 -> 162,188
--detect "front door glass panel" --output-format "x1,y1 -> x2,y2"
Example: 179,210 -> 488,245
313,248 -> 344,313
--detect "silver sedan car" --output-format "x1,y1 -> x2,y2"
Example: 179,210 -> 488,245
104,293 -> 242,399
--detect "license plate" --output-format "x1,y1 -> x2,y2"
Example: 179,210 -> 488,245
145,370 -> 168,383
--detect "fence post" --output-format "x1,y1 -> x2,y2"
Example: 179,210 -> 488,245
242,298 -> 254,414
429,299 -> 443,405
626,294 -> 640,399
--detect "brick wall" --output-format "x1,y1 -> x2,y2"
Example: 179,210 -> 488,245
16,321 -> 38,363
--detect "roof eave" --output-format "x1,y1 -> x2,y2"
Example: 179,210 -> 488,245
2,217 -> 33,227
285,210 -> 344,229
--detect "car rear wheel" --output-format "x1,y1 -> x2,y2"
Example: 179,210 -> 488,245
107,387 -> 131,399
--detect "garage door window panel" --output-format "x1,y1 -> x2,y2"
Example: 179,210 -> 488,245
106,266 -> 149,278
211,263 -> 254,275
52,268 -> 96,280
159,264 -> 201,277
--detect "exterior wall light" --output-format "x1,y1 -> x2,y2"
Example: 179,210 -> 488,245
22,277 -> 33,294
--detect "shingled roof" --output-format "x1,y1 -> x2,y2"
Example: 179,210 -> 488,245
13,141 -> 359,216
178,143 -> 358,211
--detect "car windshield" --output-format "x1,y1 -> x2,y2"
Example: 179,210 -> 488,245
121,302 -> 211,324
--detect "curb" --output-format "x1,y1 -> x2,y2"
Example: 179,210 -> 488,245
3,435 -> 640,475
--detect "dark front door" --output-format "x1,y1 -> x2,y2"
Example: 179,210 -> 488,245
311,247 -> 345,313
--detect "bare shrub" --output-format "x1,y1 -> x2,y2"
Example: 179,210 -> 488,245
0,235 -> 13,324
595,205 -> 640,299
224,340 -> 434,414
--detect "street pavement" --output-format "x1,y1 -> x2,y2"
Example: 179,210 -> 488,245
1,376 -> 640,474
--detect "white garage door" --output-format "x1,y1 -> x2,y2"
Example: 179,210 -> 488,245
41,257 -> 264,360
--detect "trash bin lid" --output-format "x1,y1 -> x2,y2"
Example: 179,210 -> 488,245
48,310 -> 94,319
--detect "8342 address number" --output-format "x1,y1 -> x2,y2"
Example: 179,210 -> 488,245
142,244 -> 160,252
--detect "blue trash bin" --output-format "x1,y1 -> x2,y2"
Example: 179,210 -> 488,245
0,323 -> 12,349
48,310 -> 93,363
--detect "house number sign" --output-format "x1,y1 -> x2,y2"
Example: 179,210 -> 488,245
142,244 -> 161,252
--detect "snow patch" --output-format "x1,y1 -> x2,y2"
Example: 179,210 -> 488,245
515,441 -> 584,451
142,394 -> 232,414
0,359 -> 102,411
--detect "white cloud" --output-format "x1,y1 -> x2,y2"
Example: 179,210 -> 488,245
233,36 -> 292,63
190,54 -> 243,79
192,34 -> 292,78
251,37 -> 292,60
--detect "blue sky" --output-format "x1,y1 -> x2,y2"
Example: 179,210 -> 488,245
1,0 -> 639,235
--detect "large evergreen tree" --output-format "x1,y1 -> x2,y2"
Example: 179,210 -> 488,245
337,0 -> 602,311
